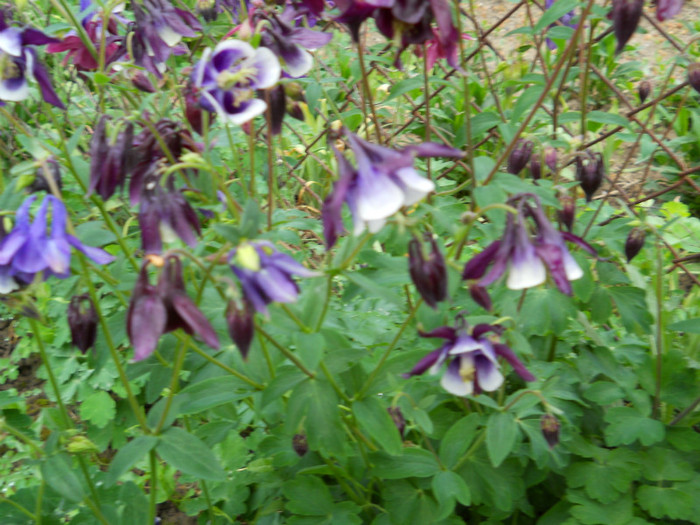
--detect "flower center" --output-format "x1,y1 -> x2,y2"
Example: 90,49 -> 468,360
0,53 -> 21,81
216,65 -> 257,91
459,359 -> 476,383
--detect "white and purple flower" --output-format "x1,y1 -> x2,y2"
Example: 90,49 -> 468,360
0,12 -> 64,108
322,130 -> 463,248
192,39 -> 281,125
403,320 -> 535,396
229,241 -> 318,315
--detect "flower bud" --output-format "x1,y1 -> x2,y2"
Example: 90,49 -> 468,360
408,235 -> 447,309
576,151 -> 604,202
612,0 -> 643,54
529,157 -> 542,181
540,413 -> 560,448
469,283 -> 492,311
624,227 -> 646,262
545,148 -> 558,172
292,433 -> 308,456
507,140 -> 534,175
558,194 -> 576,232
66,435 -> 100,454
183,84 -> 207,135
131,72 -> 156,93
387,407 -> 406,438
638,80 -> 651,104
689,63 -> 700,95
226,300 -> 255,359
67,294 -> 98,354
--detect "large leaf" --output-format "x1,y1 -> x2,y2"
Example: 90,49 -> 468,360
372,448 -> 441,479
41,453 -> 86,502
157,427 -> 227,481
106,436 -> 159,486
352,397 -> 402,456
486,412 -> 519,467
603,406 -> 664,446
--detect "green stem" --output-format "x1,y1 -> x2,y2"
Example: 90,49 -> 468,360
454,428 -> 487,470
356,39 -> 382,143
653,240 -> 664,419
187,344 -> 264,390
256,326 -> 315,378
320,361 -> 351,403
314,275 -> 334,332
149,450 -> 158,525
0,496 -> 36,521
154,341 -> 188,434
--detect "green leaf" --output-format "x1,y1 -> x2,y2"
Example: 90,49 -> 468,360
640,448 -> 694,481
344,271 -> 403,306
587,111 -> 630,129
438,414 -> 480,467
79,390 -> 116,429
486,412 -> 519,467
603,406 -> 664,446
470,113 -> 501,138
668,318 -> 700,333
637,485 -> 695,521
569,492 -> 634,525
567,452 -> 640,504
432,470 -> 471,509
386,77 -> 423,102
283,475 -> 334,516
157,427 -> 227,481
512,86 -> 543,123
177,376 -> 254,415
608,286 -> 653,334
583,381 -> 624,405
106,436 -> 159,486
352,397 -> 402,456
304,378 -> 345,457
294,332 -> 325,372
41,453 -> 86,502
535,0 -> 578,31
372,448 -> 441,479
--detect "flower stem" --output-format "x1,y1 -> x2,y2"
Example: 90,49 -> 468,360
356,39 -> 382,144
186,344 -> 264,390
256,325 -> 315,379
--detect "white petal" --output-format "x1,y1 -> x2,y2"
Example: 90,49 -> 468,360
507,254 -> 546,290
476,361 -> 504,392
563,252 -> 583,281
356,170 -> 404,222
448,336 -> 482,355
213,39 -> 255,60
224,98 -> 267,125
283,46 -> 313,78
0,78 -> 29,102
192,48 -> 212,87
246,47 -> 281,89
366,218 -> 386,234
0,273 -> 18,294
441,361 -> 473,396
394,167 -> 435,206
0,28 -> 23,56
157,25 -> 182,47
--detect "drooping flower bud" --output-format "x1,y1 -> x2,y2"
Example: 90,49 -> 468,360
31,158 -> 62,193
540,414 -> 560,448
184,84 -> 207,135
545,148 -> 558,172
67,294 -> 98,354
529,157 -> 542,180
638,80 -> 651,104
576,151 -> 604,202
612,0 -> 643,54
387,407 -> 406,438
624,227 -> 646,262
408,235 -> 448,309
469,283 -> 492,311
558,195 -> 576,232
507,140 -> 534,175
292,433 -> 308,456
688,63 -> 700,95
131,72 -> 156,93
226,300 -> 255,359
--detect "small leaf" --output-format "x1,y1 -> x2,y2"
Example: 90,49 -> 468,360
353,397 -> 402,456
637,485 -> 695,521
535,0 -> 578,31
486,412 -> 519,467
283,476 -> 334,516
41,453 -> 86,502
439,414 -> 481,467
668,318 -> 700,333
157,427 -> 227,481
79,391 -> 116,429
372,448 -> 441,479
432,470 -> 471,506
106,436 -> 159,486
603,406 -> 664,446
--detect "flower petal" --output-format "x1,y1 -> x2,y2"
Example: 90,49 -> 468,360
474,355 -> 504,391
440,357 -> 473,396
394,167 -> 435,206
171,293 -> 220,349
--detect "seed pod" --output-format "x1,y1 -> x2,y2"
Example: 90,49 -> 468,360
226,300 -> 255,359
576,151 -> 604,202
540,413 -> 560,448
689,63 -> 700,95
624,227 -> 646,262
507,140 -> 534,175
638,80 -> 651,104
67,294 -> 98,354
612,0 -> 644,54
558,194 -> 576,232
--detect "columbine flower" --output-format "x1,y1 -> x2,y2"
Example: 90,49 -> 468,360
0,12 -> 64,108
88,116 -> 134,200
638,80 -> 651,103
611,0 -> 643,54
229,241 -> 318,315
334,0 -> 394,42
507,139 -> 533,175
131,0 -> 201,76
0,195 -> 114,284
322,131 -> 463,248
192,39 -> 281,125
624,227 -> 646,262
540,414 -> 560,447
575,150 -> 604,202
403,318 -> 535,396
463,193 -> 596,297
408,234 -> 447,308
138,174 -> 201,254
68,293 -> 98,353
226,299 -> 254,359
656,0 -> 683,21
127,256 -> 219,361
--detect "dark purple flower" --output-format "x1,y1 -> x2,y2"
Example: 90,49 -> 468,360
403,319 -> 535,396
191,39 -> 281,125
68,293 -> 98,353
624,227 -> 646,262
30,157 -> 62,194
462,193 -> 596,296
131,0 -> 201,77
387,406 -> 406,437
545,148 -> 557,172
611,0 -> 643,54
529,157 -> 542,181
507,139 -> 533,175
138,174 -> 201,254
657,0 -> 683,21
226,299 -> 255,359
322,131 -> 463,248
575,151 -> 604,202
557,194 -> 575,232
292,433 -> 308,456
46,15 -> 120,71
88,116 -> 134,200
0,12 -> 64,108
408,234 -> 447,308
334,0 -> 394,42
229,241 -> 318,315
0,195 -> 114,284
127,256 -> 219,362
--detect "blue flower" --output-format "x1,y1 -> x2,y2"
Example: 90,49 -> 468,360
229,241 -> 318,315
0,12 -> 64,108
0,195 -> 114,285
192,39 -> 281,125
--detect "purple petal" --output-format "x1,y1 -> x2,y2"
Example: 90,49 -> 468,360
66,235 -> 115,265
440,357 -> 472,396
462,240 -> 501,280
171,293 -> 220,349
657,0 -> 683,20
534,243 -> 571,295
28,49 -> 65,109
129,294 -> 167,361
406,142 -> 465,159
21,28 -> 60,47
255,266 -> 299,303
494,343 -> 536,382
561,231 -> 598,256
402,347 -> 447,378
418,326 -> 457,341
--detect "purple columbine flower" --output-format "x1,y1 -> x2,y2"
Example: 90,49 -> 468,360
0,195 -> 114,284
130,0 -> 201,77
463,193 -> 596,297
657,0 -> 683,21
334,0 -> 394,42
0,12 -> 64,108
192,39 -> 281,125
322,131 -> 464,248
229,240 -> 318,315
68,293 -> 98,354
127,256 -> 219,361
88,116 -> 134,201
403,318 -> 535,396
408,234 -> 447,308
